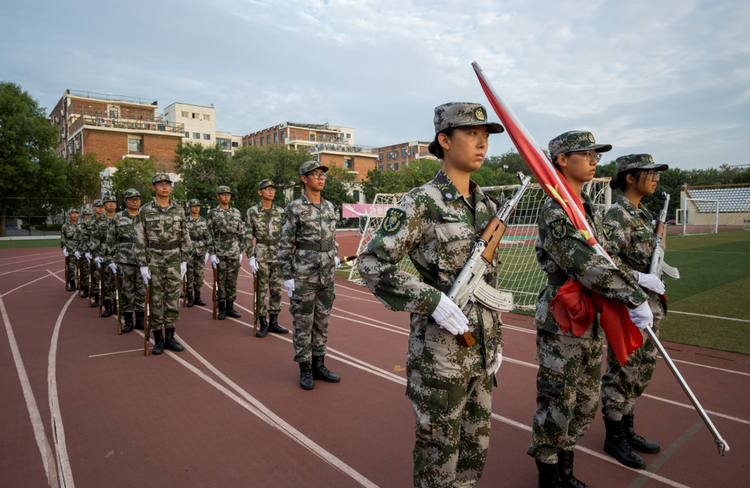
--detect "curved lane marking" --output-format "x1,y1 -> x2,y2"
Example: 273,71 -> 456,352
1,271 -> 60,297
0,260 -> 61,277
0,253 -> 61,267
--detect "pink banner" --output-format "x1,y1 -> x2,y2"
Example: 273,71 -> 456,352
342,204 -> 395,218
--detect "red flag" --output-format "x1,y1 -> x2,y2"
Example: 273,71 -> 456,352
473,62 -> 642,363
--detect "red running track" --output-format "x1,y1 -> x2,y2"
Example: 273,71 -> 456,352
0,245 -> 748,488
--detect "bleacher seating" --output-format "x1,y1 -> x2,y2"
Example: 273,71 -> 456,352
686,187 -> 750,212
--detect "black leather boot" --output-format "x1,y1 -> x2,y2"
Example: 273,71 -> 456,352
164,328 -> 184,352
186,292 -> 194,307
151,329 -> 164,355
101,300 -> 113,318
217,301 -> 226,320
536,460 -> 562,488
623,414 -> 661,454
299,361 -> 314,390
68,280 -> 76,291
225,300 -> 241,318
122,312 -> 134,333
267,314 -> 289,334
90,293 -> 99,308
256,316 -> 269,337
193,291 -> 206,306
603,417 -> 647,469
312,356 -> 340,383
558,451 -> 588,488
134,311 -> 144,330
81,285 -> 89,298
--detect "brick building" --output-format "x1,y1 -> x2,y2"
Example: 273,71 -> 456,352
49,89 -> 184,170
376,141 -> 436,172
163,102 -> 242,156
242,122 -> 379,183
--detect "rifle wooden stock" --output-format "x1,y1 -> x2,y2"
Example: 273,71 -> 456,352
182,275 -> 187,308
479,216 -> 508,263
115,272 -> 122,335
64,255 -> 68,290
75,258 -> 80,293
87,262 -> 92,307
144,285 -> 151,356
253,275 -> 259,335
98,266 -> 103,317
212,266 -> 218,320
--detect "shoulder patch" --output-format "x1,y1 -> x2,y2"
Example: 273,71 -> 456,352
549,218 -> 568,241
603,223 -> 616,240
634,224 -> 647,233
442,213 -> 459,222
381,208 -> 407,236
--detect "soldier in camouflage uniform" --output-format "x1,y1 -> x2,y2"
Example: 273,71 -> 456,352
358,103 -> 505,488
529,131 -> 653,488
91,195 -> 119,317
279,161 -> 342,390
207,186 -> 244,320
88,199 -> 105,307
245,179 -> 289,337
77,204 -> 94,298
105,189 -> 147,333
186,199 -> 209,307
61,208 -> 80,291
600,154 -> 669,469
136,173 -> 189,355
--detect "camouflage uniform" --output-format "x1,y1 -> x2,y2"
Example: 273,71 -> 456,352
87,200 -> 104,304
106,209 -> 146,314
529,132 -> 649,466
137,196 -> 190,332
245,199 -> 285,316
91,206 -> 117,302
60,210 -> 80,284
186,204 -> 209,295
359,169 -> 502,487
207,198 -> 244,303
278,192 -> 338,362
77,206 -> 94,290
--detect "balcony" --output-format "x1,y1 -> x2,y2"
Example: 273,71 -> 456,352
303,143 -> 378,156
67,89 -> 157,106
286,131 -> 349,145
67,109 -> 184,136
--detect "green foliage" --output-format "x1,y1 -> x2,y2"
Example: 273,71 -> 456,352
174,141 -> 236,204
66,153 -> 105,202
108,157 -> 157,203
319,163 -> 356,212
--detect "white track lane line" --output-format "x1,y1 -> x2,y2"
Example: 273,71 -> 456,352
88,349 -> 142,358
0,260 -> 62,277
1,270 -> 60,297
0,292 -> 61,488
667,310 -> 750,323
47,269 -> 76,487
0,252 -> 60,267
197,306 -> 694,488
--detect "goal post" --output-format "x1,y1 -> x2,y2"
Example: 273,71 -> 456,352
680,198 -> 719,235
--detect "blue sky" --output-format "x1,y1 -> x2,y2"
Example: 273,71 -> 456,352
2,0 -> 748,170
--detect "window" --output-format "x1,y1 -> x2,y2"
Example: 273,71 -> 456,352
310,133 -> 316,142
203,134 -> 211,140
379,165 -> 384,171
232,142 -> 239,147
280,131 -> 285,141
243,141 -> 247,146
203,114 -> 210,121
346,133 -> 351,139
192,113 -> 197,119
193,132 -> 200,139
394,162 -> 399,170
387,163 -> 391,170
217,138 -> 231,151
128,137 -> 143,153
402,148 -> 407,157
387,152 -> 391,160
184,132 -> 189,138
379,152 -> 383,161
274,132 -> 278,143
410,147 -> 415,156
181,111 -> 188,118
266,134 -> 270,144
352,190 -> 360,201
344,158 -> 352,169
260,137 -> 264,147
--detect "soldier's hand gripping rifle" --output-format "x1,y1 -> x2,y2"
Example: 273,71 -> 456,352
649,192 -> 680,303
114,268 -> 122,335
144,284 -> 151,356
448,172 -> 532,347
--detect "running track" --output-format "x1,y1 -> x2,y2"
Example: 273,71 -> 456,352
1,245 -> 748,488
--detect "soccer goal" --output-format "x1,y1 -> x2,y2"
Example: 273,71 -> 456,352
678,198 -> 719,235
348,178 -> 613,311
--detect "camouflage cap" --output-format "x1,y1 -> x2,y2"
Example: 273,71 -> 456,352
548,130 -> 612,162
609,154 -> 668,189
433,102 -> 504,135
188,198 -> 201,207
92,199 -> 103,207
258,179 -> 277,191
300,160 -> 329,175
216,185 -> 231,194
81,204 -> 93,215
152,173 -> 172,185
102,195 -> 117,203
67,207 -> 79,215
124,188 -> 141,199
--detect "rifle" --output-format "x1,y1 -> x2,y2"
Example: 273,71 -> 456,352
447,172 -> 532,347
114,268 -> 122,335
64,255 -> 68,291
144,284 -> 151,356
341,255 -> 358,266
212,264 -> 218,320
87,261 -> 92,307
649,192 -> 680,303
182,275 -> 187,308
98,263 -> 103,317
75,257 -> 80,292
253,273 -> 259,336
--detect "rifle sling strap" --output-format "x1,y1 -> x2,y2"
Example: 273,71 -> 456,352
148,241 -> 180,251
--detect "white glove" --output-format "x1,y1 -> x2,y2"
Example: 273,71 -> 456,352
629,301 -> 654,329
85,252 -> 92,262
204,252 -> 210,265
62,248 -> 69,257
494,352 -> 503,375
431,293 -> 470,336
284,279 -> 295,298
335,256 -> 341,268
140,266 -> 151,285
108,263 -> 117,275
210,254 -> 219,266
180,262 -> 187,279
239,254 -> 243,265
74,251 -> 81,259
249,256 -> 258,273
636,271 -> 665,295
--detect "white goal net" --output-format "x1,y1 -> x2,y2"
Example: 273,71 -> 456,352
678,198 -> 719,235
347,178 -> 612,311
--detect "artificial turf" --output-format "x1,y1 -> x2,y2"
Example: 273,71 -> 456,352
0,238 -> 60,249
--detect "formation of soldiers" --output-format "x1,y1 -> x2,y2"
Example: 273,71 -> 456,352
58,104 -> 673,488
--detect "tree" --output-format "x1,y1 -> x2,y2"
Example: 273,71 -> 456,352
66,152 -> 105,202
108,157 -> 157,203
174,141 -> 236,204
0,82 -> 65,236
320,163 -> 356,213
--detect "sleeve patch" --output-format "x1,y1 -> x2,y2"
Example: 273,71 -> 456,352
549,218 -> 568,241
634,224 -> 647,233
381,208 -> 407,236
603,223 -> 616,240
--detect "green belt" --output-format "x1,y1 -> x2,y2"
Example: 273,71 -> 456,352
632,263 -> 650,273
118,236 -> 134,243
296,241 -> 335,252
426,281 -> 451,294
149,241 -> 179,251
547,271 -> 568,286
257,238 -> 279,246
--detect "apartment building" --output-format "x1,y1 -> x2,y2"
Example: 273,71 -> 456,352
49,89 -> 184,169
376,141 -> 436,171
163,103 -> 241,155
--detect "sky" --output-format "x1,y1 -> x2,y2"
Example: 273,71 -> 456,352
2,0 -> 748,171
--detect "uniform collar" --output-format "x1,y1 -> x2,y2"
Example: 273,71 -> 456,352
150,197 -> 175,211
616,194 -> 647,216
433,170 -> 486,205
301,194 -> 325,206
